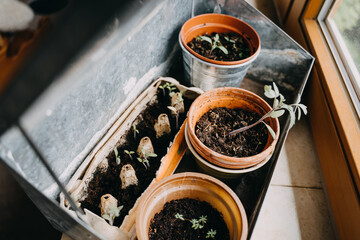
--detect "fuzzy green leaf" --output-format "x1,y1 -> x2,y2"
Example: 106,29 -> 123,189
285,106 -> 296,128
272,82 -> 279,97
262,121 -> 276,139
298,103 -> 308,115
218,46 -> 229,54
167,106 -> 177,113
147,153 -> 157,158
224,36 -> 230,41
175,213 -> 184,220
116,157 -> 121,165
102,214 -> 111,221
206,229 -> 217,238
114,147 -> 118,157
297,106 -> 302,120
270,109 -> 285,118
273,98 -> 279,109
214,34 -> 219,42
199,215 -> 207,224
264,85 -> 276,98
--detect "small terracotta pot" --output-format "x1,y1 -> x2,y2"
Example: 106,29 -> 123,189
186,87 -> 280,169
180,13 -> 260,66
136,172 -> 248,240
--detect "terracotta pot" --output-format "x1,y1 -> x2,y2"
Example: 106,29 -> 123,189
185,125 -> 269,180
136,172 -> 248,240
180,13 -> 260,66
186,87 -> 280,169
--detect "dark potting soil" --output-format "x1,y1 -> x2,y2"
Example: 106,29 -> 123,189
195,107 -> 268,158
80,85 -> 193,227
187,32 -> 252,62
149,198 -> 230,240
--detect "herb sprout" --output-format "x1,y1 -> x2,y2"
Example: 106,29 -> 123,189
197,34 -> 228,55
159,82 -> 177,97
124,150 -> 135,160
206,229 -> 217,239
137,148 -> 157,169
175,213 -> 185,220
101,202 -> 123,226
168,91 -> 184,130
132,123 -> 139,140
175,213 -> 209,230
229,82 -> 307,138
113,147 -> 121,165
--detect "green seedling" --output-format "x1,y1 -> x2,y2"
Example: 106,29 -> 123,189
206,229 -> 217,239
197,34 -> 228,55
175,214 -> 209,230
229,82 -> 307,139
137,148 -> 157,169
132,123 -> 139,140
224,36 -> 237,50
168,91 -> 184,129
101,202 -> 123,226
124,150 -> 135,160
114,147 -> 121,165
159,82 -> 177,97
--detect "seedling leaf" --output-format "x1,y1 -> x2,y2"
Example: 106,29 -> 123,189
102,214 -> 111,221
264,85 -> 276,98
199,36 -> 212,45
298,103 -> 308,115
147,153 -> 157,158
218,46 -> 229,54
206,229 -> 217,239
272,82 -> 279,97
262,121 -> 276,139
167,106 -> 177,112
269,109 -> 285,118
175,213 -> 184,220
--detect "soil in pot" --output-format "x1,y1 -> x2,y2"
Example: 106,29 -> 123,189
187,32 -> 251,62
195,107 -> 268,158
149,198 -> 230,240
80,85 -> 193,227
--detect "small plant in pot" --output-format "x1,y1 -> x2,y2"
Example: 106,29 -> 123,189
136,172 -> 248,240
179,13 -> 261,91
186,83 -> 307,171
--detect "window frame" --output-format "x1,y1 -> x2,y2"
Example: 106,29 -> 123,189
301,0 -> 360,190
318,0 -> 360,117
297,0 -> 360,238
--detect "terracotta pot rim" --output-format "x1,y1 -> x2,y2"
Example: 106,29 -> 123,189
178,37 -> 261,68
187,87 -> 280,169
180,13 -> 261,66
136,172 -> 248,240
185,124 -> 271,173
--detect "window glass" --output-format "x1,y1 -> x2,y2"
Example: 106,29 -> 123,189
332,0 -> 360,73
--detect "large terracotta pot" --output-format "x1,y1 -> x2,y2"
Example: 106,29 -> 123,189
180,13 -> 260,66
186,87 -> 280,169
136,172 -> 248,240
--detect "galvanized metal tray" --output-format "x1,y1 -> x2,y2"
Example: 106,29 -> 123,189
0,0 -> 313,239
